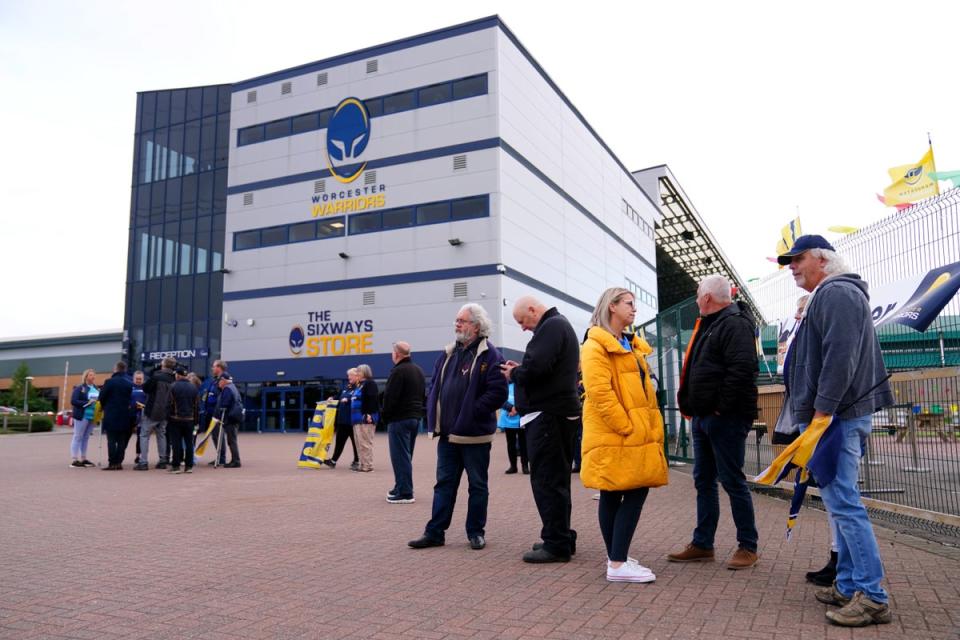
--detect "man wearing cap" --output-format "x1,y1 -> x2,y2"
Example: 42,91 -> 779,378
667,274 -> 760,570
167,366 -> 199,474
778,235 -> 894,627
214,372 -> 243,468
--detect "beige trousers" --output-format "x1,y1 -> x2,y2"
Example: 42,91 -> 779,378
354,422 -> 375,471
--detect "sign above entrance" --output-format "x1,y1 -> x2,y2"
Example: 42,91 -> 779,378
141,348 -> 210,361
289,310 -> 373,357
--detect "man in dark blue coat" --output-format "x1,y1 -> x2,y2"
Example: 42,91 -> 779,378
408,303 -> 507,551
98,361 -> 134,470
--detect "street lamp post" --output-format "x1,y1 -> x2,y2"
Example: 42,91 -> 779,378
23,376 -> 34,414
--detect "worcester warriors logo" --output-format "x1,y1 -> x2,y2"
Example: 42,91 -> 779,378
289,325 -> 306,356
326,97 -> 370,183
904,165 -> 924,185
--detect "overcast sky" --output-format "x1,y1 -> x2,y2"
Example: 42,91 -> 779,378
2,0 -> 958,338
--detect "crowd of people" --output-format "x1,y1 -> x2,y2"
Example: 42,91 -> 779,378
63,235 -> 894,628
69,357 -> 243,472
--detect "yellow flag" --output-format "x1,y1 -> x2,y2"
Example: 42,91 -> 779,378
775,217 -> 802,266
882,147 -> 938,206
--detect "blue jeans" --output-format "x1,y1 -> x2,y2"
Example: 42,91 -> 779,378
691,415 -> 758,552
817,415 -> 888,603
388,418 -> 419,498
424,438 -> 490,541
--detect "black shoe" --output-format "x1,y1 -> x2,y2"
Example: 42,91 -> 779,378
101,465 -> 115,471
350,461 -> 359,470
571,464 -> 580,473
505,467 -> 518,474
521,464 -> 530,475
469,535 -> 486,550
224,461 -> 241,468
408,535 -> 444,549
155,462 -> 169,470
70,460 -> 84,468
323,459 -> 336,468
806,551 -> 838,586
134,463 -> 148,471
532,539 -> 577,556
523,548 -> 570,563
167,465 -> 181,473
81,460 -> 95,467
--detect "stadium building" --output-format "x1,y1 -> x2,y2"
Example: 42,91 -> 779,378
124,16 -> 663,430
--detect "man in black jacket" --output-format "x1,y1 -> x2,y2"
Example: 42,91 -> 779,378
668,275 -> 760,570
137,357 -> 176,470
383,341 -> 426,504
502,296 -> 580,563
98,361 -> 134,470
168,367 -> 199,474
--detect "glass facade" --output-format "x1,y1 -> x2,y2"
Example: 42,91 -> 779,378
124,84 -> 230,376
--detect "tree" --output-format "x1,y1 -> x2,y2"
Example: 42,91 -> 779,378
0,363 -> 53,412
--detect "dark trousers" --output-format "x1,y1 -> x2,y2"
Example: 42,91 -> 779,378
504,428 -> 527,469
220,422 -> 240,463
691,415 -> 758,552
572,419 -> 583,470
598,488 -> 649,562
168,419 -> 195,468
388,418 -> 419,498
331,423 -> 358,464
106,430 -> 127,466
424,438 -> 490,541
526,413 -> 577,557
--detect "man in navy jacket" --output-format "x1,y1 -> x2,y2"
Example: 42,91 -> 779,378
408,303 -> 507,551
98,361 -> 134,470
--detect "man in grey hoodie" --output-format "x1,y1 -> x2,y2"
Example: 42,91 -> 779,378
778,235 -> 894,628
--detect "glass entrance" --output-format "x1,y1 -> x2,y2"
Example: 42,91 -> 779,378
260,387 -> 305,432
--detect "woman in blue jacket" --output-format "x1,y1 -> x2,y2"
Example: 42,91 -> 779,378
69,369 -> 99,468
498,382 -> 527,474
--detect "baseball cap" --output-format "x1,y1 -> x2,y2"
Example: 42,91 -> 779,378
218,372 -> 233,381
776,234 -> 836,265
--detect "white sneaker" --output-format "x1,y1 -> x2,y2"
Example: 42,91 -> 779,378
606,561 -> 656,583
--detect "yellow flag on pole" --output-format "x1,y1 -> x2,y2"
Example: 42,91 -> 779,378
775,217 -> 802,263
194,416 -> 218,457
882,147 -> 938,206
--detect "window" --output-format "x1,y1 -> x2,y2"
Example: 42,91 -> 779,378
451,196 -> 488,220
418,82 -> 451,107
383,90 -> 415,115
234,230 -> 260,251
364,98 -> 382,117
318,218 -> 345,238
317,109 -> 333,128
349,211 -> 382,234
260,225 -> 288,247
264,118 -> 291,141
289,221 -> 316,243
292,112 -> 319,135
417,201 -> 450,225
453,74 -> 487,100
382,207 -> 414,229
238,125 -> 264,146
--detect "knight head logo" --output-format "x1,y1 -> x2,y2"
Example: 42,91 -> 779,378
904,165 -> 924,185
289,325 -> 305,356
326,97 -> 370,183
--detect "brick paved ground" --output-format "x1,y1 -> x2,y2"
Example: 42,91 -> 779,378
1,430 -> 958,639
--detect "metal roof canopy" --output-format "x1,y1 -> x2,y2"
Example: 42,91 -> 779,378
633,165 -> 765,325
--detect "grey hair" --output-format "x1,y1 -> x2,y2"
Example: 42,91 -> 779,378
356,364 -> 373,380
459,303 -> 492,338
809,248 -> 850,276
698,274 -> 732,302
589,287 -> 633,335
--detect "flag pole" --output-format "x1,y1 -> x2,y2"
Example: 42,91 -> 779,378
929,131 -> 940,195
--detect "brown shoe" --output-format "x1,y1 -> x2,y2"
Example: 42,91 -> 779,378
815,584 -> 852,606
727,547 -> 759,570
667,544 -> 714,563
825,592 -> 892,627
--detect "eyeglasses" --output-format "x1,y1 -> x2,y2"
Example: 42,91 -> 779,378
619,299 -> 636,309
454,318 -> 474,325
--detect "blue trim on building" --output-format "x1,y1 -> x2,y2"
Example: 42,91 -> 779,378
229,351 -> 438,383
232,16 -> 500,92
226,138 -> 499,196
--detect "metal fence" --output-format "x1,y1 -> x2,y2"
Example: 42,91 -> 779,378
641,297 -> 960,520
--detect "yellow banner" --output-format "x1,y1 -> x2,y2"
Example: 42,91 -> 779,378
883,147 -> 938,206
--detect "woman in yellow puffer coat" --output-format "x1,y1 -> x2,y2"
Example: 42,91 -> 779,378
581,287 -> 668,583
